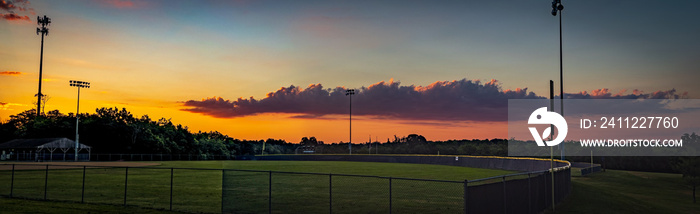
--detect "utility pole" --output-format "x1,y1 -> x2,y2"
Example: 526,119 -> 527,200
36,15 -> 51,116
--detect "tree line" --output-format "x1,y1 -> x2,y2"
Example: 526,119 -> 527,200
0,108 -> 695,172
0,108 -> 512,158
0,108 -> 298,157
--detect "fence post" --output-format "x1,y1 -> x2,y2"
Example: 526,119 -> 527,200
124,167 -> 129,206
170,168 -> 174,211
10,164 -> 14,198
389,177 -> 392,214
81,166 -> 86,203
502,176 -> 506,214
463,179 -> 468,214
329,173 -> 332,214
44,164 -> 49,200
543,172 -> 547,210
221,169 -> 225,214
527,173 -> 531,214
269,171 -> 272,214
551,170 -> 555,211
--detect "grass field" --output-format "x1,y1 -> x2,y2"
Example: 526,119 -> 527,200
0,160 -> 513,213
3,161 -> 697,213
550,169 -> 700,214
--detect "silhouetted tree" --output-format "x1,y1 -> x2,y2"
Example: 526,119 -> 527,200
674,133 -> 700,203
674,157 -> 700,203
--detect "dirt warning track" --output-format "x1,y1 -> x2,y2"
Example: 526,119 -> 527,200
0,161 -> 160,170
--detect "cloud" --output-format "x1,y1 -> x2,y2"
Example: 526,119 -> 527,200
0,102 -> 26,110
182,79 -> 542,122
566,88 -> 687,99
2,13 -> 29,21
0,71 -> 23,76
1,0 -> 33,22
182,79 -> 691,122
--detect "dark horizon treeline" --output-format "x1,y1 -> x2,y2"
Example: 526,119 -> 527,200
0,107 -> 695,174
0,108 -> 294,157
0,107 -> 509,158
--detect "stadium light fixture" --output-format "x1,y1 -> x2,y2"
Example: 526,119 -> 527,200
550,0 -> 565,209
551,0 -> 565,160
36,15 -> 51,116
70,80 -> 90,161
346,89 -> 355,155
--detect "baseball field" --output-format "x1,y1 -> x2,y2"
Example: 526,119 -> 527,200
0,160 -> 513,213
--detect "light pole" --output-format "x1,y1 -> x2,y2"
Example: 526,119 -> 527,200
551,0 -> 565,160
550,1 -> 564,211
70,80 -> 90,161
36,15 -> 51,116
346,89 -> 355,155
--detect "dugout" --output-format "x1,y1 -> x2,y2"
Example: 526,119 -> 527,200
0,138 -> 92,161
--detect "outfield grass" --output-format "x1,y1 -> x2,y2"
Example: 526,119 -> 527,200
0,160 -> 513,213
158,160 -> 514,180
551,169 -> 700,214
3,161 -> 696,213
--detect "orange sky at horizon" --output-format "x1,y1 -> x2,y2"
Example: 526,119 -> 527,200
0,72 -> 507,143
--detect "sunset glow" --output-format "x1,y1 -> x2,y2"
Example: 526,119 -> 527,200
2,0 -> 698,143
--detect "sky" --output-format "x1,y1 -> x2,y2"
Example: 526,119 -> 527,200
1,0 -> 699,143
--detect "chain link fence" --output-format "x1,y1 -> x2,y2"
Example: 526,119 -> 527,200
0,163 -> 570,214
222,170 -> 462,214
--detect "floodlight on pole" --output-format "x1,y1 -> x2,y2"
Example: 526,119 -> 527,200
36,15 -> 51,116
551,0 -> 565,160
346,89 -> 355,155
70,80 -> 90,161
550,0 -> 564,210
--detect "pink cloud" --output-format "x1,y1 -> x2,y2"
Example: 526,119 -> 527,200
182,79 -> 690,122
1,0 -> 33,22
1,13 -> 29,21
181,79 -> 541,122
566,88 -> 686,99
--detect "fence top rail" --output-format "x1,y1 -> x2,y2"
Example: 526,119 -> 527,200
468,166 -> 571,183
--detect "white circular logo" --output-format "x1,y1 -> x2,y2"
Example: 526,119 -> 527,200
528,107 -> 568,146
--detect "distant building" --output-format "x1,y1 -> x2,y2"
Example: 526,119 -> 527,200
295,145 -> 315,154
0,138 -> 92,161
